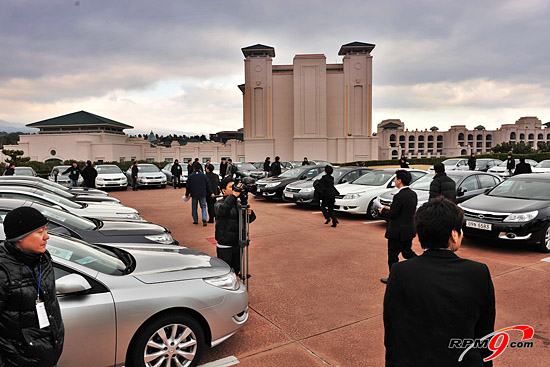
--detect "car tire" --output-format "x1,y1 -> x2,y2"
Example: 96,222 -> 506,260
161,184 -> 166,189
126,312 -> 204,367
366,199 -> 376,219
538,225 -> 550,253
121,186 -> 128,191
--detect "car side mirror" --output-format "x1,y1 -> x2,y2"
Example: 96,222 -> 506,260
484,187 -> 492,194
56,274 -> 92,295
341,178 -> 348,183
457,187 -> 467,196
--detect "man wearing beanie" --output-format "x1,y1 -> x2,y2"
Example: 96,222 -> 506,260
0,207 -> 64,366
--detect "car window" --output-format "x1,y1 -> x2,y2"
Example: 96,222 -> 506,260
0,193 -> 52,206
478,175 -> 498,189
410,171 -> 427,182
302,169 -> 319,179
137,165 -> 160,173
443,159 -> 461,166
344,170 -> 361,182
352,171 -> 394,186
459,176 -> 479,191
96,166 -> 122,174
278,168 -> 303,178
163,164 -> 172,170
37,204 -> 96,230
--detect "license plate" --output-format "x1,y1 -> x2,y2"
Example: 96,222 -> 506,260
284,192 -> 293,198
466,221 -> 492,231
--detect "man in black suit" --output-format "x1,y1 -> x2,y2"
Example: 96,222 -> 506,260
378,170 -> 417,284
384,197 -> 495,367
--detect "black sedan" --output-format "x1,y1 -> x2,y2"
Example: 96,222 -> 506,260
0,198 -> 177,246
0,175 -> 108,196
459,173 -> 550,252
234,162 -> 267,180
283,167 -> 374,205
255,165 -> 326,199
376,171 -> 502,218
0,179 -> 121,205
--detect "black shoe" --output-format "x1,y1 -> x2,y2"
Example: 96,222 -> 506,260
324,219 -> 331,224
193,222 -> 198,225
202,220 -> 207,226
331,222 -> 338,227
208,219 -> 214,223
380,278 -> 388,284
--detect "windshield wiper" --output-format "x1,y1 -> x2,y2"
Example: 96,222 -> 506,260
108,246 -> 136,274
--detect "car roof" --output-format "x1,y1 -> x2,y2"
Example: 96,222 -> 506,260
0,185 -> 34,192
509,173 -> 550,180
446,171 -> 498,177
96,164 -> 118,167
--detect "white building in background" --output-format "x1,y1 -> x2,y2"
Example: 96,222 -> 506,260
377,116 -> 549,160
2,111 -> 244,163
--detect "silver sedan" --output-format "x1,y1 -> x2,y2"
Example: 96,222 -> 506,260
24,232 -> 248,367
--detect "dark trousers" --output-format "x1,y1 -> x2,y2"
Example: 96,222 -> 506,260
173,175 -> 181,188
321,198 -> 338,224
387,238 -> 417,272
132,177 -> 138,190
206,196 -> 216,222
217,246 -> 241,275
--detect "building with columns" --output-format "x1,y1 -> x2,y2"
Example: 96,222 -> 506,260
377,116 -> 549,160
241,42 -> 378,163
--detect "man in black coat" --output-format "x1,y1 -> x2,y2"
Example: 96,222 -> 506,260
468,153 -> 476,170
3,163 -> 15,176
263,157 -> 271,176
378,170 -> 418,284
185,162 -> 214,226
215,176 -> 256,275
205,164 -> 220,223
187,159 -> 194,176
315,165 -> 339,227
399,154 -> 409,168
429,162 -> 457,201
513,157 -> 532,175
271,156 -> 282,177
384,197 -> 495,367
302,157 -> 310,166
506,153 -> 515,176
131,161 -> 139,191
62,162 -> 81,187
219,158 -> 228,178
81,160 -> 97,188
0,207 -> 65,367
171,159 -> 183,189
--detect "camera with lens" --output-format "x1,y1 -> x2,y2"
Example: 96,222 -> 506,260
232,176 -> 257,194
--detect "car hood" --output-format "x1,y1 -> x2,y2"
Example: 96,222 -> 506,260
137,172 -> 165,178
286,179 -> 313,189
378,188 -> 430,204
488,167 -> 506,172
75,195 -> 120,204
127,246 -> 230,283
258,176 -> 295,184
97,173 -> 126,179
532,168 -> 550,173
98,221 -> 166,236
335,183 -> 384,194
82,203 -> 138,214
69,188 -> 108,196
460,194 -> 549,213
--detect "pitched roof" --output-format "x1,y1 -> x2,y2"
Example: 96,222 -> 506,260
338,41 -> 376,56
242,44 -> 275,57
26,111 -> 133,129
380,122 -> 401,129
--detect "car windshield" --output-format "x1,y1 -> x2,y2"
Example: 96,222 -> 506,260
351,171 -> 394,186
14,168 -> 33,176
96,166 -> 122,174
47,234 -> 127,275
536,161 -> 550,168
235,163 -> 256,170
475,159 -> 492,167
278,167 -> 305,178
52,166 -> 70,174
312,170 -> 346,181
137,165 -> 160,173
41,179 -> 71,191
442,159 -> 461,166
497,159 -> 521,167
33,203 -> 96,230
488,178 -> 550,200
37,190 -> 82,209
410,174 -> 461,191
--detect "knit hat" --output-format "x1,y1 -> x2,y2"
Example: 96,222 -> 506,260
4,207 -> 48,242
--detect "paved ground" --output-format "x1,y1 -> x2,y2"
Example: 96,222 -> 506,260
111,187 -> 550,367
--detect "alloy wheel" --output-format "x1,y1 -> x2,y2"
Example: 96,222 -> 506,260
144,323 -> 198,367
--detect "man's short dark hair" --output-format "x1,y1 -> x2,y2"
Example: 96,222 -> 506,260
221,157 -> 226,161
206,164 -> 214,172
415,197 -> 464,249
192,162 -> 202,171
395,169 -> 412,186
519,157 -> 526,163
220,176 -> 235,191
325,165 -> 333,175
434,162 -> 445,174
275,156 -> 280,161
188,159 -> 192,163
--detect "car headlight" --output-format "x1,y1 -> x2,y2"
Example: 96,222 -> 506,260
343,192 -> 365,200
116,213 -> 141,220
503,211 -> 538,223
266,182 -> 281,188
203,271 -> 240,291
145,233 -> 174,244
301,187 -> 314,193
97,177 -> 105,181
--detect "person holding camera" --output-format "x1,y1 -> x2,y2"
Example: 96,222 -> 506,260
215,176 -> 256,275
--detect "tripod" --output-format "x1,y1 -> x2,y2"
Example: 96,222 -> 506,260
237,192 -> 251,290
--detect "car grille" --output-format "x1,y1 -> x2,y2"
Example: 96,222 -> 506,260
379,198 -> 392,206
103,178 -> 119,181
145,176 -> 160,179
463,209 -> 508,221
286,188 -> 301,193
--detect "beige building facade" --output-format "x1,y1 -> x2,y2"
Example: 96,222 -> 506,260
377,116 -> 549,160
241,42 -> 377,163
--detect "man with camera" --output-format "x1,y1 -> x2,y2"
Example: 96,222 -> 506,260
215,176 -> 256,275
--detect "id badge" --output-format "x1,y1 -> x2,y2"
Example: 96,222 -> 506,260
36,301 -> 50,329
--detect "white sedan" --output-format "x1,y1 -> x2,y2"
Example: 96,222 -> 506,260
95,164 -> 128,190
334,168 -> 428,218
532,160 -> 550,173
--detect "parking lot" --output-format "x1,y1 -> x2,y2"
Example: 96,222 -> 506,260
111,188 -> 550,367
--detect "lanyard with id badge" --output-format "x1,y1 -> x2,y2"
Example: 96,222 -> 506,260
24,264 -> 50,329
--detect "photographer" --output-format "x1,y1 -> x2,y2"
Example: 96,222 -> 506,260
215,176 -> 256,275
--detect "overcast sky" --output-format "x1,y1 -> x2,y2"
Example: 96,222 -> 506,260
1,0 -> 549,135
